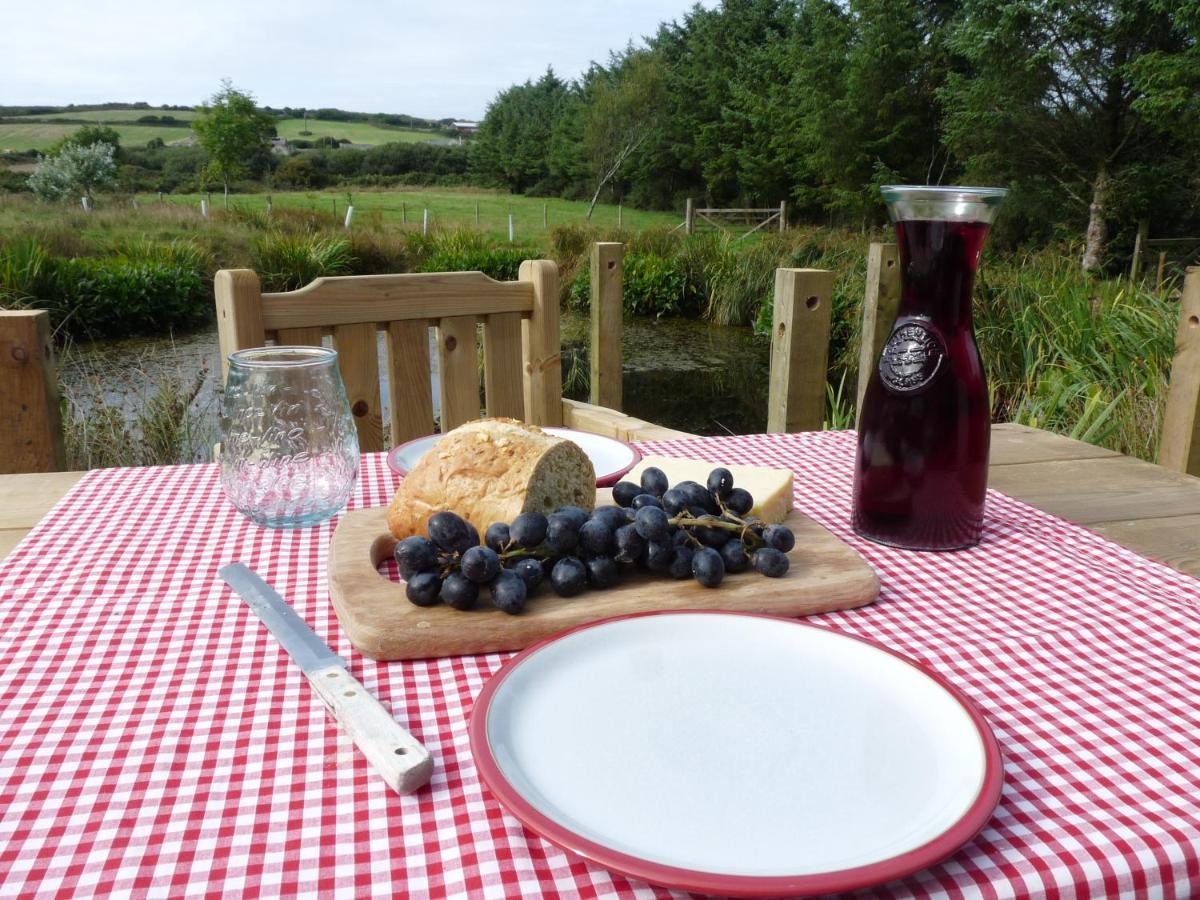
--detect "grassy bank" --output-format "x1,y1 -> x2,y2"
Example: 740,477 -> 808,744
0,191 -> 1182,466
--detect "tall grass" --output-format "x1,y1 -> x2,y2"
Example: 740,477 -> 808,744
60,345 -> 215,468
975,248 -> 1175,461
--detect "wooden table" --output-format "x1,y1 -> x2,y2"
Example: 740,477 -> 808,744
3,424 -> 1199,576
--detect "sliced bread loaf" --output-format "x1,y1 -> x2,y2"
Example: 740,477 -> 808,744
387,419 -> 596,541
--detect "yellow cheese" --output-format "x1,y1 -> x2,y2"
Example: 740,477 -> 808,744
625,456 -> 795,523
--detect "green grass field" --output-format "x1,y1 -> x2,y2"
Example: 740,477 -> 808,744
0,122 -> 195,152
139,188 -> 679,237
8,108 -> 199,122
272,119 -> 438,144
2,106 -> 444,150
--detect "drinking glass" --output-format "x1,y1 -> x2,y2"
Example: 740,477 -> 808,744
220,346 -> 359,528
852,185 -> 1007,551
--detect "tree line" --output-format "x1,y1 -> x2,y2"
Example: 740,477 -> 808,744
467,0 -> 1199,270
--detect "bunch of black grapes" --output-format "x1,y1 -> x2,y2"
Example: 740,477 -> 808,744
395,466 -> 794,615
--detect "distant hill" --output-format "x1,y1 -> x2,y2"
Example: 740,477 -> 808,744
0,104 -> 461,152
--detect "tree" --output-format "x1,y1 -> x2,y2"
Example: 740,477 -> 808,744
192,79 -> 276,207
470,70 -> 572,193
27,142 -> 117,202
49,125 -> 122,158
941,0 -> 1198,271
581,51 -> 666,217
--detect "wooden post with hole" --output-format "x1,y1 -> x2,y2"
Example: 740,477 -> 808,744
855,242 -> 902,422
214,269 -> 266,383
1160,267 -> 1200,476
0,311 -> 65,473
685,198 -> 695,235
767,269 -> 834,433
519,260 -> 563,426
590,242 -> 624,412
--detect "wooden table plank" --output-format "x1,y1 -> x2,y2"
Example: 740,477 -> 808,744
987,455 -> 1200,524
989,422 -> 1121,465
1090,515 -> 1200,576
0,470 -> 85,562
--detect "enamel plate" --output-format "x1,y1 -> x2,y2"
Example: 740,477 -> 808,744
387,427 -> 641,487
469,611 -> 1003,896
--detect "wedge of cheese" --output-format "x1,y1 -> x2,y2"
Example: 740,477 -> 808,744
625,456 -> 795,523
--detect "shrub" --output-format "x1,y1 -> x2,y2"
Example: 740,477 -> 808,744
347,231 -> 409,274
251,232 -> 354,291
27,142 -> 118,201
55,254 -> 211,337
568,252 -> 695,318
415,227 -> 536,281
623,253 -> 691,317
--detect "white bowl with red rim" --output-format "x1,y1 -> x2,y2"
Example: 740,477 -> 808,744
386,427 -> 642,487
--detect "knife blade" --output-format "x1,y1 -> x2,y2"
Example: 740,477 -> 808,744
220,562 -> 433,795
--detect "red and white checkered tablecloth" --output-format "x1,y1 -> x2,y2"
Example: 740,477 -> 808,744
1,431 -> 1198,899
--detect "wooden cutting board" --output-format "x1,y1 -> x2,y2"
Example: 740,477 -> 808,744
328,493 -> 879,660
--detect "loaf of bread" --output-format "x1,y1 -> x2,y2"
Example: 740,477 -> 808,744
388,419 -> 596,541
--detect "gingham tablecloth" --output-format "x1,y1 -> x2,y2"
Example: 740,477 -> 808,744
1,431 -> 1198,899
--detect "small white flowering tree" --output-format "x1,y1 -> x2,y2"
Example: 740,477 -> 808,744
27,142 -> 118,202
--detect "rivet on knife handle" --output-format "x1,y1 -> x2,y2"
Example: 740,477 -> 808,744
307,664 -> 433,795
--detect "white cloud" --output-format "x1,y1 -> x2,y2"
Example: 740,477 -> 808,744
1,0 -> 714,118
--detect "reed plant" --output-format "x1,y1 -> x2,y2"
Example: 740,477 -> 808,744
59,342 -> 215,468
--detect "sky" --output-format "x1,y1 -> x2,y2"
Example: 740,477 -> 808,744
2,0 -> 716,120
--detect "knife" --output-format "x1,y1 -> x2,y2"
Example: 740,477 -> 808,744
219,563 -> 433,795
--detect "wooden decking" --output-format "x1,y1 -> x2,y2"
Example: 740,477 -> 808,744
2,424 -> 1198,577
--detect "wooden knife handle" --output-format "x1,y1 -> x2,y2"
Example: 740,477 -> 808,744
308,663 -> 434,795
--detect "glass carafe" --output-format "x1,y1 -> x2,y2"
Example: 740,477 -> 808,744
852,185 -> 1007,551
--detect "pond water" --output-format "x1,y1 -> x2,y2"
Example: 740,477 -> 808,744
57,312 -> 771,460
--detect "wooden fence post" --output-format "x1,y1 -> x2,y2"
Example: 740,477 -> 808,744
1160,267 -> 1200,476
855,242 -> 902,421
423,208 -> 429,235
685,198 -> 695,235
1157,251 -> 1168,289
0,311 -> 65,473
779,200 -> 787,233
508,214 -> 514,243
344,205 -> 354,228
767,269 -> 834,433
1130,219 -> 1149,280
590,242 -> 624,411
475,201 -> 480,227
543,202 -> 548,228
402,201 -> 407,224
519,260 -> 563,426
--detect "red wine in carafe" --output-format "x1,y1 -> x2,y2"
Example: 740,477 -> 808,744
852,219 -> 992,550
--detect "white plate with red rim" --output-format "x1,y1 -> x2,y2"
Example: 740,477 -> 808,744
468,611 -> 1003,897
386,427 -> 641,487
